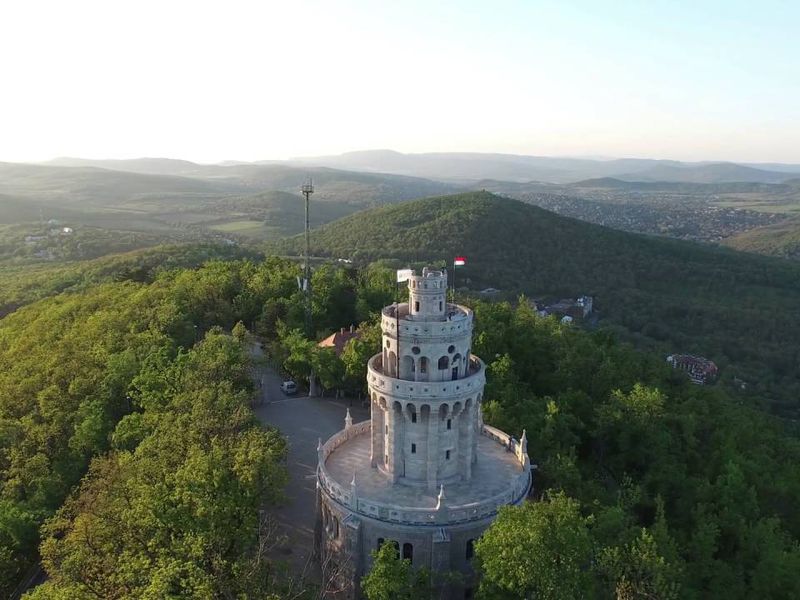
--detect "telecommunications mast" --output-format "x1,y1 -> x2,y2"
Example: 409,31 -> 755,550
301,179 -> 314,337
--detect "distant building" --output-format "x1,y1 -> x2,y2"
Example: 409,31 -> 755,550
317,325 -> 359,357
666,354 -> 718,385
540,295 -> 593,321
576,295 -> 593,317
478,287 -> 501,296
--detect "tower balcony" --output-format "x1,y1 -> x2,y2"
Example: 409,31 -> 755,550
381,302 -> 473,342
317,419 -> 532,526
368,353 -> 485,402
382,302 -> 471,323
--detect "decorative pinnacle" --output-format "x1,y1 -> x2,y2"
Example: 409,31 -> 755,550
351,470 -> 357,488
520,429 -> 528,451
345,407 -> 353,429
317,437 -> 322,451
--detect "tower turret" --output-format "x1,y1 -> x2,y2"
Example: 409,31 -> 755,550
408,267 -> 448,320
370,267 -> 484,490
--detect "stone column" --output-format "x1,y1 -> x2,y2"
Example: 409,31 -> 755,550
370,398 -> 382,468
390,403 -> 403,483
463,403 -> 474,481
427,406 -> 439,492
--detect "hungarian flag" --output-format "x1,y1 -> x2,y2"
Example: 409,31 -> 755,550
453,256 -> 466,266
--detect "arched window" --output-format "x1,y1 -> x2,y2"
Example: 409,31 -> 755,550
438,356 -> 449,370
403,542 -> 413,562
377,537 -> 385,551
466,539 -> 475,560
392,540 -> 400,558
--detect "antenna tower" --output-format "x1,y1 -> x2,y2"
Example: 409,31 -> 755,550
301,179 -> 314,337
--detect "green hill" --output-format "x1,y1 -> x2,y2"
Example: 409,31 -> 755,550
724,217 -> 800,259
273,191 -> 800,416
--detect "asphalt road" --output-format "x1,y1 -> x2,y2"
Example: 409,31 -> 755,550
250,342 -> 369,578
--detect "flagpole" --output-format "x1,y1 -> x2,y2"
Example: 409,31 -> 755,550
396,278 -> 400,377
452,260 -> 456,304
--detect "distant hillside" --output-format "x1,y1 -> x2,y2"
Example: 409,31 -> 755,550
273,191 -> 800,415
723,217 -> 800,259
47,157 -> 207,176
0,162 -> 243,206
567,177 -> 794,194
0,161 -> 456,240
40,159 -> 456,202
616,162 -> 794,184
290,150 -> 800,184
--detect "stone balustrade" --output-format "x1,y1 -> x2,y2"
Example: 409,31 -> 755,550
318,421 -> 532,526
368,355 -> 485,402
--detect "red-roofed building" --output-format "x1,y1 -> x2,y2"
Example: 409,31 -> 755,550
317,325 -> 359,356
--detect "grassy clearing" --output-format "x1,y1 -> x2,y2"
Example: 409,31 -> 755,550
209,220 -> 265,235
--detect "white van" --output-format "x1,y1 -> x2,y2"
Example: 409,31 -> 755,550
280,380 -> 298,395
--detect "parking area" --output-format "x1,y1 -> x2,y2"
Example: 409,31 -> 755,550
250,341 -> 369,576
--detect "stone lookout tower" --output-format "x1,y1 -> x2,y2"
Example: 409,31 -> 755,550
315,267 -> 532,598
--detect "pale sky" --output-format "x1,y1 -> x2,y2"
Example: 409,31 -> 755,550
1,0 -> 798,164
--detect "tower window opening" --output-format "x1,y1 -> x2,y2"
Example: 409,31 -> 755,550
377,537 -> 385,551
420,357 -> 428,374
439,301 -> 443,311
411,412 -> 417,423
466,539 -> 475,560
447,419 -> 452,430
446,450 -> 451,460
403,542 -> 413,562
385,454 -> 388,464
438,356 -> 449,370
385,425 -> 388,434
414,301 -> 420,312
411,443 -> 416,453
448,345 -> 455,353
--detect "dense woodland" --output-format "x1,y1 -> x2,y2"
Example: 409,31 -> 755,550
0,228 -> 798,597
0,256 -> 359,597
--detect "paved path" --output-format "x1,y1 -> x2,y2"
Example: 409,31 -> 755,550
249,341 -> 369,578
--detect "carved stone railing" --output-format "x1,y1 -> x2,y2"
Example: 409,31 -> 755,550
318,421 -> 532,526
367,355 -> 485,402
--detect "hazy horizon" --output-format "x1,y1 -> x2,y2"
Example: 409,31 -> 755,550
19,149 -> 800,169
2,0 -> 798,164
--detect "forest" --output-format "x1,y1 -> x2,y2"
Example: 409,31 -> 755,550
0,247 -> 798,598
